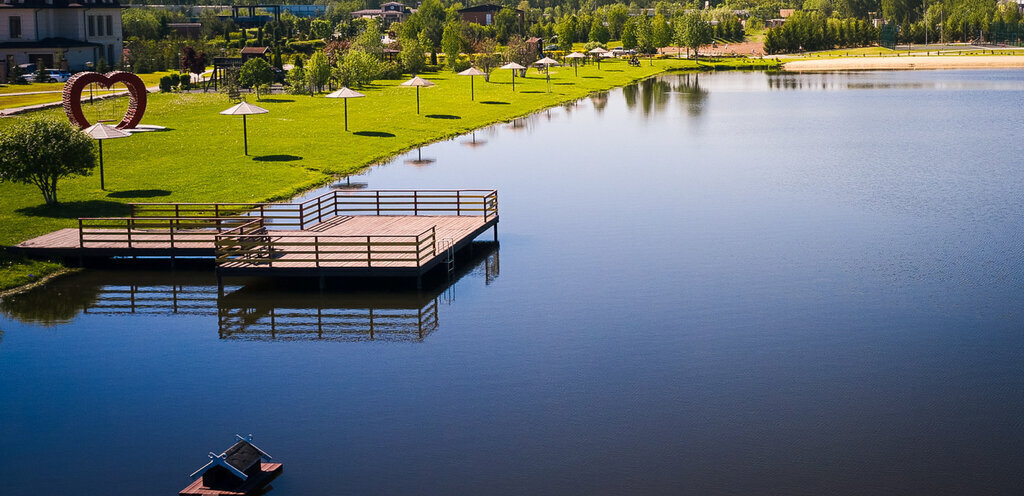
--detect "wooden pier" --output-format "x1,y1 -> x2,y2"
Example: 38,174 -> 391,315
13,189 -> 498,286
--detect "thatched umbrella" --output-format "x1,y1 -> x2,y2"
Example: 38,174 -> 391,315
457,67 -> 487,101
565,52 -> 585,76
588,47 -> 609,69
499,62 -> 526,91
534,57 -> 560,92
400,76 -> 435,114
219,101 -> 269,156
82,123 -> 130,190
325,87 -> 365,131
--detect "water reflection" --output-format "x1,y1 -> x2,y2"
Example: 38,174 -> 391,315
1,243 -> 499,341
590,91 -> 609,113
674,73 -> 708,117
405,147 -> 436,167
766,72 -> 1024,91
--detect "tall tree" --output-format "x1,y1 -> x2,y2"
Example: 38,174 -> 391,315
239,57 -> 274,100
589,16 -> 611,43
415,0 -> 446,65
675,11 -> 712,61
441,21 -> 463,68
652,14 -> 672,49
495,7 -> 521,43
606,4 -> 630,39
0,119 -> 96,205
305,50 -> 331,93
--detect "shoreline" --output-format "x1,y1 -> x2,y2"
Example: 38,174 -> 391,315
784,55 -> 1024,71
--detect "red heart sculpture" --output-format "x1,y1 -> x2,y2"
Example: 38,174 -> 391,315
63,71 -> 148,130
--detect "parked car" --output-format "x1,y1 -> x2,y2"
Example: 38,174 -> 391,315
611,48 -> 636,56
20,68 -> 72,83
543,44 -> 560,51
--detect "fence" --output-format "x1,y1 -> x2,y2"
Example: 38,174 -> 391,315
77,217 -> 257,248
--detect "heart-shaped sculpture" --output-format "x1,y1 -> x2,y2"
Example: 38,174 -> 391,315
63,71 -> 148,130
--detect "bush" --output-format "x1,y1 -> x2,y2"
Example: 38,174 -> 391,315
451,58 -> 471,73
285,67 -> 309,95
179,75 -> 191,91
287,40 -> 326,55
159,76 -> 173,92
168,73 -> 180,87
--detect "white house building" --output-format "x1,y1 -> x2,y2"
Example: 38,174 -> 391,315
0,0 -> 122,78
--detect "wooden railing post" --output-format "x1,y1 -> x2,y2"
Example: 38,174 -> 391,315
457,191 -> 461,216
316,196 -> 323,224
78,218 -> 84,247
314,235 -> 320,267
376,191 -> 381,216
127,218 -> 133,248
432,226 -> 437,256
168,219 -> 175,248
366,236 -> 372,266
414,191 -> 418,216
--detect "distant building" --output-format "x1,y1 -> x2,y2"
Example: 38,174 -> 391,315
240,46 -> 269,63
457,4 -> 523,27
779,9 -> 796,17
0,0 -> 122,76
351,2 -> 411,27
167,22 -> 202,39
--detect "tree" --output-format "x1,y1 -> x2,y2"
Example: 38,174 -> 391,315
239,57 -> 274,100
415,0 -> 446,65
352,19 -> 384,58
589,16 -> 611,43
311,19 -> 333,41
675,11 -> 712,61
0,119 -> 96,205
621,17 -> 639,49
606,4 -> 630,39
556,15 -> 578,51
220,68 -> 241,100
652,14 -> 672,49
441,21 -> 463,69
121,9 -> 162,40
635,15 -> 655,54
180,46 -> 208,91
494,7 -> 520,43
305,50 -> 331,93
400,36 -> 427,74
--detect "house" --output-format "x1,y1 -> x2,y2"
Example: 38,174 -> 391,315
0,0 -> 122,78
183,435 -> 281,496
350,2 -> 411,27
457,4 -> 523,27
240,46 -> 269,63
167,22 -> 202,39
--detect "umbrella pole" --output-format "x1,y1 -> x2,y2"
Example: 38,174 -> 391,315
98,139 -> 105,190
511,70 -> 515,91
471,76 -> 474,101
416,86 -> 420,114
243,114 -> 248,156
344,99 -> 349,132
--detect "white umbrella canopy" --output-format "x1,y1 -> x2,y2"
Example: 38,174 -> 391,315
325,87 -> 366,98
219,101 -> 269,115
325,87 -> 366,131
588,47 -> 609,69
82,122 -> 130,140
82,123 -> 130,190
535,57 -> 560,66
401,76 -> 434,114
401,76 -> 435,87
457,67 -> 487,101
564,52 -> 586,76
588,47 -> 609,54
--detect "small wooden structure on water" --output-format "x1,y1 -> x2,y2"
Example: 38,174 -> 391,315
13,189 -> 499,288
181,435 -> 282,496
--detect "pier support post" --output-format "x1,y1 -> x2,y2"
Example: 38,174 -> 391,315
319,275 -> 326,290
217,274 -> 224,298
416,274 -> 423,290
493,224 -> 498,242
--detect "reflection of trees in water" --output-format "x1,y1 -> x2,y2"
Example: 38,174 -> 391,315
0,276 -> 102,326
675,73 -> 709,117
622,83 -> 638,110
639,78 -> 671,116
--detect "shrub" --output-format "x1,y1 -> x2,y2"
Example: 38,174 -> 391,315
169,73 -> 180,87
159,76 -> 173,92
0,118 -> 96,204
179,76 -> 191,91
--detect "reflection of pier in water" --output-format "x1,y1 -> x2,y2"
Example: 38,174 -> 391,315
2,243 -> 499,341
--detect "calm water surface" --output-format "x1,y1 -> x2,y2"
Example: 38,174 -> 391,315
2,70 -> 1023,495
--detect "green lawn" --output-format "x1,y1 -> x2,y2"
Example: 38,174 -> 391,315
0,57 -> 779,291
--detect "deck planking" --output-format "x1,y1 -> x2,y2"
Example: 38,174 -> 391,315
179,463 -> 282,496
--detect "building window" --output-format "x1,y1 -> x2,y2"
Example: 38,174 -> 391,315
486,13 -> 492,25
105,15 -> 112,36
9,16 -> 21,38
107,44 -> 114,64
88,16 -> 95,37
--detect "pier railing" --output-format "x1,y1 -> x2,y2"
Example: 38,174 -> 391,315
128,189 -> 498,230
78,217 -> 259,248
215,225 -> 437,269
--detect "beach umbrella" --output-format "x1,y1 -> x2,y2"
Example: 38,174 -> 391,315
219,101 -> 268,156
457,67 -> 487,101
565,52 -> 585,76
588,47 -> 609,69
82,123 -> 130,190
500,62 -> 526,91
534,57 -> 560,92
325,87 -> 365,132
400,76 -> 435,114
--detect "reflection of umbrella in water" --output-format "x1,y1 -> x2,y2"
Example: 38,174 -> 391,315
461,131 -> 487,148
400,76 -> 434,114
457,67 -> 486,101
324,87 -> 365,132
565,52 -> 585,76
499,62 -> 525,91
405,147 -> 435,166
219,101 -> 269,156
533,57 -> 559,92
331,176 -> 369,190
82,122 -> 130,190
588,47 -> 609,69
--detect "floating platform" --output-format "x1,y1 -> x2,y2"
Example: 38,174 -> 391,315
12,190 -> 498,286
180,463 -> 282,496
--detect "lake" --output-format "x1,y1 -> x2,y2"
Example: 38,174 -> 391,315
2,69 -> 1023,495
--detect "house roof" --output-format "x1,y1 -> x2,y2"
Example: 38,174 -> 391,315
0,37 -> 101,49
240,46 -> 270,55
189,435 -> 273,481
457,4 -> 521,13
0,0 -> 120,8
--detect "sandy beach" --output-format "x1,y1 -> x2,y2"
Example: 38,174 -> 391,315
785,55 -> 1024,71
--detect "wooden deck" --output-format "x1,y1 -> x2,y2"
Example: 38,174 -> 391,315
179,463 -> 282,496
10,189 -> 499,283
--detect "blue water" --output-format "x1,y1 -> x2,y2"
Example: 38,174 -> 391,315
2,70 -> 1023,495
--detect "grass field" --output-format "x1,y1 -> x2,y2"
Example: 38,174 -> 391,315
0,57 -> 779,291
